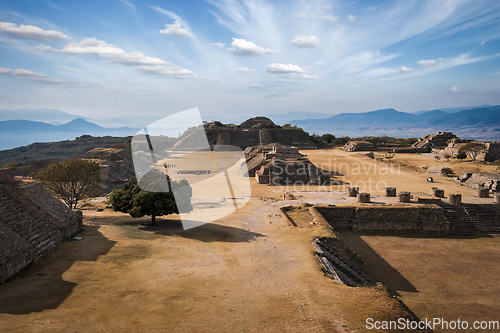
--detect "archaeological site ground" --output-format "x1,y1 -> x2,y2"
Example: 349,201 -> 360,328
1,143 -> 500,332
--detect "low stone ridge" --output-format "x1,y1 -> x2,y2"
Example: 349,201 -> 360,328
0,170 -> 81,283
458,172 -> 500,192
315,205 -> 449,234
342,141 -> 376,152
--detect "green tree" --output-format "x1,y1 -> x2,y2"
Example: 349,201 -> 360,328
458,142 -> 486,163
34,158 -> 101,209
457,152 -> 467,162
108,169 -> 192,226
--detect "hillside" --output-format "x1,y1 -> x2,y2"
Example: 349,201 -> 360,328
0,118 -> 137,151
294,105 -> 500,140
0,135 -> 131,167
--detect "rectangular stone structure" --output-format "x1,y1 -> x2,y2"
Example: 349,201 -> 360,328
477,187 -> 489,198
431,187 -> 445,198
398,191 -> 411,203
358,193 -> 370,203
346,187 -> 359,197
449,193 -> 462,205
385,187 -> 396,197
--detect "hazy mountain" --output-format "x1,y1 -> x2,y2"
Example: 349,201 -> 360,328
0,108 -> 85,123
0,118 -> 137,151
293,105 -> 500,140
412,104 -> 492,115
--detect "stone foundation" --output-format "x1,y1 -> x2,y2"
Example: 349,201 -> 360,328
385,187 -> 396,197
398,191 -> 411,203
346,187 -> 359,197
477,187 -> 490,198
358,193 -> 370,203
449,194 -> 462,205
315,205 -> 449,234
431,187 -> 444,198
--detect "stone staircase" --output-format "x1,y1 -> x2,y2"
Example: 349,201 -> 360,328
0,188 -> 61,262
462,204 -> 500,235
438,202 -> 476,236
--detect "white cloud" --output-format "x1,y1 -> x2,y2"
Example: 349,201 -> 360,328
37,38 -> 166,66
0,67 -> 68,84
58,37 -> 125,54
417,58 -> 444,67
249,83 -> 263,88
228,38 -> 275,56
315,62 -> 326,66
210,78 -> 221,82
323,5 -> 332,10
107,51 -> 166,66
137,65 -> 199,79
400,66 -> 413,72
347,14 -> 356,22
211,42 -> 226,48
236,67 -> 254,73
290,34 -> 320,48
159,20 -> 192,38
266,63 -> 317,80
448,85 -> 460,93
0,21 -> 70,41
295,13 -> 339,21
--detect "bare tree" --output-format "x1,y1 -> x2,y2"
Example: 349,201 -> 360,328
34,158 -> 101,209
458,142 -> 486,163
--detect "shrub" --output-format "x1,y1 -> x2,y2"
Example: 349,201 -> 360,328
440,167 -> 455,177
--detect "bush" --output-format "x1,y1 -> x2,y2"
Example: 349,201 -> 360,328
366,152 -> 374,159
440,167 -> 455,177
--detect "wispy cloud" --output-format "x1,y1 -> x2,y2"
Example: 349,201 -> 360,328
0,21 -> 70,41
236,67 -> 254,73
0,67 -> 69,84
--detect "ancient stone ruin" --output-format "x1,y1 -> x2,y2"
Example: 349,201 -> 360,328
0,169 -> 82,283
458,172 -> 500,192
205,117 -> 317,150
412,131 -> 456,153
84,147 -> 135,195
342,141 -> 376,152
244,143 -> 331,185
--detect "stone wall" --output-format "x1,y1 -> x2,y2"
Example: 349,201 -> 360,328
0,181 -> 82,283
315,205 -> 449,234
459,172 -> 500,192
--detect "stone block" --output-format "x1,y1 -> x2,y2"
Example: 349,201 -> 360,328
494,193 -> 500,204
358,193 -> 370,203
385,187 -> 396,197
477,187 -> 489,198
431,187 -> 445,198
346,187 -> 359,197
398,191 -> 411,203
449,193 -> 462,205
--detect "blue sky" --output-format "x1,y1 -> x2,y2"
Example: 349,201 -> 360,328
0,0 -> 499,120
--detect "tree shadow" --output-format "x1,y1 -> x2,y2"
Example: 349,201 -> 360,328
136,219 -> 266,243
338,232 -> 418,296
0,225 -> 116,315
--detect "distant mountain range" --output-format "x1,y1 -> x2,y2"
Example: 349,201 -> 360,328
0,118 -> 137,151
293,105 -> 500,140
0,104 -> 498,152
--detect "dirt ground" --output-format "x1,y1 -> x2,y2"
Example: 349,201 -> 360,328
1,148 -> 499,332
